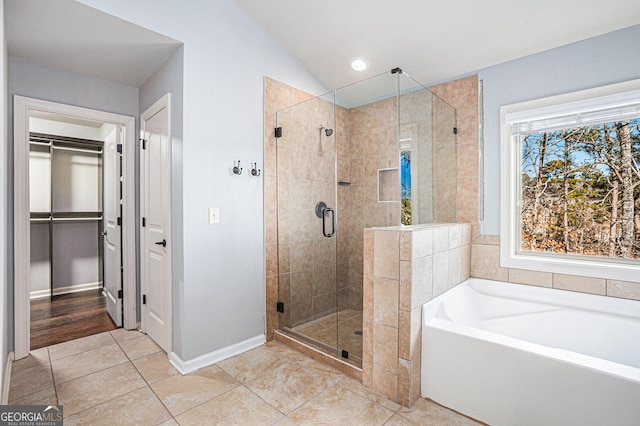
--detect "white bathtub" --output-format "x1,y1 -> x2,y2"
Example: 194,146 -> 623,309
421,278 -> 640,426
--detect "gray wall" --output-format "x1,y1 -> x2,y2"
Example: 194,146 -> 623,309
80,0 -> 327,360
477,24 -> 640,235
8,57 -> 139,117
7,56 -> 139,350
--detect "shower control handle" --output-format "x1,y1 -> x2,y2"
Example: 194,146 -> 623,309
322,208 -> 335,238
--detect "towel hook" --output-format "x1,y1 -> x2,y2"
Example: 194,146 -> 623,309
251,162 -> 261,177
233,160 -> 243,175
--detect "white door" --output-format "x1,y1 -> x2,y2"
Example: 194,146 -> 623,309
103,125 -> 123,326
141,94 -> 172,352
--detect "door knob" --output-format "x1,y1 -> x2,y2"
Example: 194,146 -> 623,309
155,239 -> 167,247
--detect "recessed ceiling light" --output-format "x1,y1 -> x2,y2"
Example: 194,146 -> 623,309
349,57 -> 368,71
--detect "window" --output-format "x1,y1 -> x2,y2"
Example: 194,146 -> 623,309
500,80 -> 640,281
400,150 -> 411,225
399,134 -> 412,225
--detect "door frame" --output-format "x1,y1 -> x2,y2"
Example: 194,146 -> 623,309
139,93 -> 172,351
13,96 -> 137,359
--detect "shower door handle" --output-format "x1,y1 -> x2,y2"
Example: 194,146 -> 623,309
322,207 -> 335,238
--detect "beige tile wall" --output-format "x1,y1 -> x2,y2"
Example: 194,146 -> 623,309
470,236 -> 640,300
431,95 -> 458,223
265,76 -> 399,334
363,223 -> 471,407
276,92 -> 339,327
398,89 -> 457,225
429,76 -> 480,239
264,77 -> 316,339
345,97 -> 399,311
399,91 -> 432,224
346,86 -> 463,309
264,74 -> 481,344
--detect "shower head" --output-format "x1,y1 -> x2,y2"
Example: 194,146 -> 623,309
318,124 -> 334,137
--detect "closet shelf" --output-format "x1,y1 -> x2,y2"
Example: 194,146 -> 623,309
29,217 -> 51,223
52,145 -> 103,155
52,216 -> 103,223
29,140 -> 52,147
30,132 -> 103,155
30,212 -> 104,222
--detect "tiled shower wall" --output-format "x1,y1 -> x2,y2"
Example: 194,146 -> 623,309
273,94 -> 339,328
264,78 -> 316,340
342,89 -> 459,312
429,76 -> 480,239
341,96 -> 399,314
399,89 -> 458,224
264,75 -> 478,340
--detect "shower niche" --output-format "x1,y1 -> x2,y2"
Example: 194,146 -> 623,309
270,69 -> 457,368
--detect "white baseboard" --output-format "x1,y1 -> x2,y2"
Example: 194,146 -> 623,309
2,352 -> 14,404
169,334 -> 265,375
30,282 -> 102,299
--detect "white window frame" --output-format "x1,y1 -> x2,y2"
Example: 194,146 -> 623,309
500,79 -> 640,281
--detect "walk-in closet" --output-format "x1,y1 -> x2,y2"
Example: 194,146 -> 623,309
28,113 -> 118,349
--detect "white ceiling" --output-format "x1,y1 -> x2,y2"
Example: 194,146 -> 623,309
5,0 -> 182,87
235,0 -> 640,91
5,0 -> 640,96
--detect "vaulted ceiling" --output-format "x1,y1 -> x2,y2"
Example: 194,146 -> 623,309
5,0 -> 640,92
235,0 -> 640,89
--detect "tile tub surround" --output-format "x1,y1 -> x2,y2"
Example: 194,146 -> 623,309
9,330 -> 481,425
363,223 -> 472,406
471,235 -> 640,301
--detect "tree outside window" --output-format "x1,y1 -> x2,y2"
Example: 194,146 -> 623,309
519,118 -> 640,259
401,150 -> 411,225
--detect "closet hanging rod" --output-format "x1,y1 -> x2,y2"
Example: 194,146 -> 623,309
52,145 -> 103,155
52,216 -> 103,222
29,140 -> 52,147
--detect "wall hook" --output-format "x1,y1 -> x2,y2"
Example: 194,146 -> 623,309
251,162 -> 261,177
233,160 -> 243,175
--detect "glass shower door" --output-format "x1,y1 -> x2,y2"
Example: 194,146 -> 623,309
275,92 -> 343,359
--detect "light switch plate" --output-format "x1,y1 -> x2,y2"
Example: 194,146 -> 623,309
208,208 -> 219,224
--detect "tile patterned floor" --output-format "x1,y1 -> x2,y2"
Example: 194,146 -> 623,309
292,308 -> 363,365
8,329 -> 481,425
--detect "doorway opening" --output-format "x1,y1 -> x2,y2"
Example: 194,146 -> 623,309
29,119 -> 115,349
14,96 -> 137,359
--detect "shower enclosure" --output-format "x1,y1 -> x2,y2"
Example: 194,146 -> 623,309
274,69 -> 456,367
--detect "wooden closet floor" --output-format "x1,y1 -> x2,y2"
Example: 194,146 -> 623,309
30,290 -> 118,350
